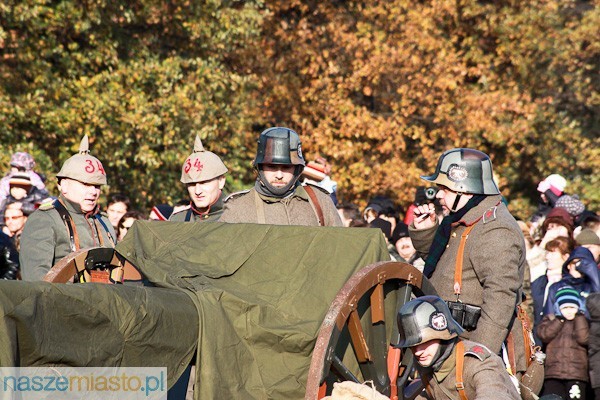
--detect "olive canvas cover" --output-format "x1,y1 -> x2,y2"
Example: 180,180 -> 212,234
0,221 -> 389,399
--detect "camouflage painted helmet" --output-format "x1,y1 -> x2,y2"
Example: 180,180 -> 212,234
56,135 -> 107,185
421,148 -> 499,195
180,135 -> 228,184
396,296 -> 464,348
252,127 -> 305,167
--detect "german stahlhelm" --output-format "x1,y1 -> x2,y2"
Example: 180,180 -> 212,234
396,296 -> 464,348
252,127 -> 305,168
56,135 -> 107,185
180,135 -> 228,184
421,148 -> 499,195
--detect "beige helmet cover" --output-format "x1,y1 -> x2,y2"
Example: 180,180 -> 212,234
56,135 -> 107,185
180,135 -> 228,184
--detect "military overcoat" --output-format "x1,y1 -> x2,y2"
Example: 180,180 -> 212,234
20,195 -> 116,281
409,195 -> 526,371
220,184 -> 343,227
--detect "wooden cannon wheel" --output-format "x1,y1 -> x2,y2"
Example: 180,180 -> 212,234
43,247 -> 143,284
305,261 -> 438,400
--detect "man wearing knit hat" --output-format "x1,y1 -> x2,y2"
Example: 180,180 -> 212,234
576,228 -> 600,264
169,135 -> 228,222
20,135 -> 116,281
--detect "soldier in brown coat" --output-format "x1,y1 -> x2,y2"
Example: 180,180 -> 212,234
220,127 -> 342,227
397,296 -> 520,399
409,149 -> 527,375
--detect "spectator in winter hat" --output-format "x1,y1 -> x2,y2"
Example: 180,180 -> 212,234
531,173 -> 568,224
537,285 -> 589,400
576,228 -> 600,264
0,152 -> 46,204
555,194 -> 586,219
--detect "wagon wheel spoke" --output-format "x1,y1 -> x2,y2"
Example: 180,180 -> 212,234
306,261 -> 438,400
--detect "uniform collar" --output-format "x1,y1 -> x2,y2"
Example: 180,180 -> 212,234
190,191 -> 225,216
455,194 -> 502,226
255,185 -> 309,203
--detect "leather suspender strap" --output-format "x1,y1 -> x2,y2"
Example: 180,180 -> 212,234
506,332 -> 517,375
54,199 -> 79,252
420,373 -> 435,399
304,185 -> 325,226
453,224 -> 476,298
455,340 -> 468,400
94,217 -> 115,248
253,189 -> 267,224
185,209 -> 192,222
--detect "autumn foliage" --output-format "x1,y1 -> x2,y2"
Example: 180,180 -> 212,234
1,0 -> 598,218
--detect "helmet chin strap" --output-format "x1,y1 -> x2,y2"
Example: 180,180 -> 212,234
256,165 -> 303,197
449,192 -> 463,213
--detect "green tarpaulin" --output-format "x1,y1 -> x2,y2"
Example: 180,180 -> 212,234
0,221 -> 389,399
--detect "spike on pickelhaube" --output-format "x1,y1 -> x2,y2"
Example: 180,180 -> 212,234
180,135 -> 228,184
193,135 -> 205,152
56,135 -> 107,185
79,135 -> 90,154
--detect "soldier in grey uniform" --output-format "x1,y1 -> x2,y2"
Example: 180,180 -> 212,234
409,149 -> 528,378
397,296 -> 520,400
220,127 -> 342,227
169,135 -> 228,222
20,135 -> 116,281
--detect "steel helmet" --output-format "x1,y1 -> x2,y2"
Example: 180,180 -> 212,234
56,135 -> 107,185
396,296 -> 464,348
252,127 -> 305,167
421,148 -> 499,195
180,135 -> 228,184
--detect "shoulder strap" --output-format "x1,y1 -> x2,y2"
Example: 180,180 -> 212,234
253,189 -> 267,224
304,185 -> 324,226
453,223 -> 477,299
185,208 -> 193,222
54,199 -> 79,252
94,216 -> 116,248
455,340 -> 468,400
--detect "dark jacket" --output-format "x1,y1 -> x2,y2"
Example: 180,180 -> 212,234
0,232 -> 19,280
544,247 -> 600,316
537,313 -> 589,382
586,293 -> 600,389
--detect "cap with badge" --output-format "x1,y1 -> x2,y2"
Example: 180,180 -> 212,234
56,135 -> 107,185
180,135 -> 228,184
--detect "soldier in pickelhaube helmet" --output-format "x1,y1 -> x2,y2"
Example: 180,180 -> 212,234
170,135 -> 228,222
20,135 -> 116,281
408,148 -> 529,379
396,296 -> 520,399
220,127 -> 342,226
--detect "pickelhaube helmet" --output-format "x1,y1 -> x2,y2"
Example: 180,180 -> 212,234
252,127 -> 305,167
421,148 -> 499,195
180,135 -> 228,184
396,296 -> 464,348
56,135 -> 107,185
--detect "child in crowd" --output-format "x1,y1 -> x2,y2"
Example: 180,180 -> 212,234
537,286 -> 589,399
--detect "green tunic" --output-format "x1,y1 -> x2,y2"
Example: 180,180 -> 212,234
19,195 -> 116,281
169,192 -> 225,222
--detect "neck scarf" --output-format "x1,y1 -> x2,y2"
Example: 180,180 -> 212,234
423,194 -> 487,278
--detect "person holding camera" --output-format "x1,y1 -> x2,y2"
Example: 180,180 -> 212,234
537,286 -> 589,399
409,148 -> 528,377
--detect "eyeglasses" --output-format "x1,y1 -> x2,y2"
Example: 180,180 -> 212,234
4,215 -> 24,220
